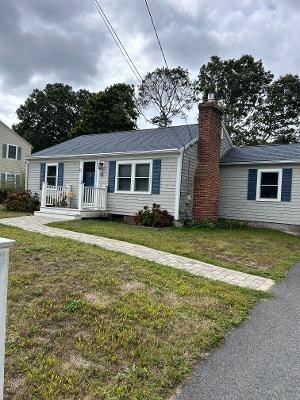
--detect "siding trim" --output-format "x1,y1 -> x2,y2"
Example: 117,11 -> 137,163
174,151 -> 183,220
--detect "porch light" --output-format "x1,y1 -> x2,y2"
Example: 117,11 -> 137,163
98,161 -> 105,176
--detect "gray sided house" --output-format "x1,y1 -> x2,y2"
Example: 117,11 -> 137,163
26,100 -> 300,232
27,123 -> 232,220
0,120 -> 32,186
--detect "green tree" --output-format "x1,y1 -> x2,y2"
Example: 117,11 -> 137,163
250,74 -> 300,144
71,83 -> 138,137
195,55 -> 275,145
13,83 -> 92,152
138,67 -> 193,127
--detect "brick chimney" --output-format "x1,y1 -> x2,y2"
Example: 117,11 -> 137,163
192,97 -> 223,222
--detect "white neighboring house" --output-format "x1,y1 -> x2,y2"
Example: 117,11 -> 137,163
0,120 -> 32,187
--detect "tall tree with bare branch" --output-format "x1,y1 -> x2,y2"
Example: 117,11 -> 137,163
138,67 -> 193,127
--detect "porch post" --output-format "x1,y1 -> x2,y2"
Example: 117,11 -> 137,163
41,182 -> 46,207
78,183 -> 84,210
0,237 -> 15,400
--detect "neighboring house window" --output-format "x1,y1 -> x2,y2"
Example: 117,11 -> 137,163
7,145 -> 17,159
116,161 -> 152,193
256,169 -> 282,201
6,173 -> 16,183
45,164 -> 58,186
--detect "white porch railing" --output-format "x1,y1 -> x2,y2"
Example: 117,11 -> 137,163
41,183 -> 70,207
78,184 -> 107,210
41,183 -> 107,210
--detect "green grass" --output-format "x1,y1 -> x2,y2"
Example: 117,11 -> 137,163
49,219 -> 300,281
0,205 -> 31,219
1,225 -> 265,399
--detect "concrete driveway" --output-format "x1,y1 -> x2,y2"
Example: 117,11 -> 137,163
177,264 -> 300,400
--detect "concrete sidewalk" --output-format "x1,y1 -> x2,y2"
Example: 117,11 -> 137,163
0,215 -> 274,291
177,264 -> 300,400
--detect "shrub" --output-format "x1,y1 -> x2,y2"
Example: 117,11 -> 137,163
0,187 -> 13,204
4,191 -> 40,212
0,177 -> 25,203
135,203 -> 174,228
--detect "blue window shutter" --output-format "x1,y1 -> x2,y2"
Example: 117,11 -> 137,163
108,161 -> 116,193
58,163 -> 64,186
40,162 -> 46,190
1,173 -> 5,182
17,146 -> 22,160
2,144 -> 7,159
152,159 -> 161,195
247,169 -> 257,200
281,168 -> 293,202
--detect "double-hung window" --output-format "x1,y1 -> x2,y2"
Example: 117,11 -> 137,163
7,144 -> 17,159
46,164 -> 58,187
6,173 -> 16,183
116,161 -> 152,193
257,169 -> 282,201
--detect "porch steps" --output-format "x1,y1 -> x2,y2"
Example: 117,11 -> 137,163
35,207 -> 108,220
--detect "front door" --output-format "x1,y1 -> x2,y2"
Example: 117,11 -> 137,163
83,161 -> 96,187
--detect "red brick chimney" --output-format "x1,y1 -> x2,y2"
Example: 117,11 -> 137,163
192,96 -> 223,222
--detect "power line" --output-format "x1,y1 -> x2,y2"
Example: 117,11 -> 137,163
92,0 -> 143,83
144,0 -> 168,69
143,1 -> 194,143
91,0 -> 190,148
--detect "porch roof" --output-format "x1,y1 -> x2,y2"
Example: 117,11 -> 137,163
31,124 -> 198,158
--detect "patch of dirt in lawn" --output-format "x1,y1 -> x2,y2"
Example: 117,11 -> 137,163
120,281 -> 146,294
62,352 -> 92,371
5,375 -> 25,395
84,292 -> 112,307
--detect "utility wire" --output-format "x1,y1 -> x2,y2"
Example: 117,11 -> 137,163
91,0 -> 189,148
144,0 -> 168,69
143,1 -> 194,143
93,0 -> 143,83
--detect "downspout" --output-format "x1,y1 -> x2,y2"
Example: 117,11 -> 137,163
174,149 -> 184,221
25,160 -> 29,191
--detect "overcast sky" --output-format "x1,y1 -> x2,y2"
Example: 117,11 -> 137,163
1,0 -> 300,128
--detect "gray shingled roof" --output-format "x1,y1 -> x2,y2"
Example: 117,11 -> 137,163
31,124 -> 198,157
221,143 -> 300,164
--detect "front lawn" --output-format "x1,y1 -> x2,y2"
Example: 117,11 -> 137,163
1,225 -> 265,400
49,219 -> 300,281
0,205 -> 31,219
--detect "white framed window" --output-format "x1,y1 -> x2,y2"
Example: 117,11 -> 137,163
115,160 -> 152,194
5,173 -> 16,183
256,169 -> 282,201
45,163 -> 58,187
7,144 -> 17,160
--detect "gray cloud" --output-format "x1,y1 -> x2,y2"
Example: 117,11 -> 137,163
0,0 -> 299,127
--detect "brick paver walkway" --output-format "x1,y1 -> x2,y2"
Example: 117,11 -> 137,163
0,215 -> 275,291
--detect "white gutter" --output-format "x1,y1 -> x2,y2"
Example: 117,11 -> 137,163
179,137 -> 198,152
26,148 -> 181,161
25,160 -> 29,191
174,149 -> 184,221
220,159 -> 300,166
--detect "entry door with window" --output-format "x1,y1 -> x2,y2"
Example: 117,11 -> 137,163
83,162 -> 96,187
